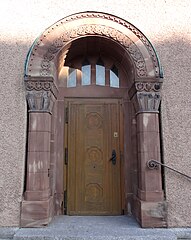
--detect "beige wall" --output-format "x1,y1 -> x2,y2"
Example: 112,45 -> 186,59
0,0 -> 191,227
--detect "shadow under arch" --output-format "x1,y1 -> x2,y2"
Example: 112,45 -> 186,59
22,11 -> 166,228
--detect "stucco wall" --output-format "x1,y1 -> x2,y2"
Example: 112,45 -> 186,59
0,0 -> 190,227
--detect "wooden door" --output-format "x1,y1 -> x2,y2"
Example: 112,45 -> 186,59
66,99 -> 122,215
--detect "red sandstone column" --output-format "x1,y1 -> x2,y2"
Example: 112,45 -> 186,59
132,82 -> 167,228
21,77 -> 58,227
24,112 -> 51,201
137,113 -> 163,201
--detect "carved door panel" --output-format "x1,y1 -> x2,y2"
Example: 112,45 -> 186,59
66,99 -> 122,215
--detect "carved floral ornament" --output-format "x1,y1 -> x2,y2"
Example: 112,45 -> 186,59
134,82 -> 162,113
135,82 -> 161,92
26,12 -> 162,79
25,78 -> 58,114
38,25 -> 147,78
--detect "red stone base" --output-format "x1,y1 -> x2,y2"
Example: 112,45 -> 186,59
133,196 -> 167,228
20,197 -> 54,227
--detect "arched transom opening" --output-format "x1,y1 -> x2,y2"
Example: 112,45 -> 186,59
57,36 -> 134,89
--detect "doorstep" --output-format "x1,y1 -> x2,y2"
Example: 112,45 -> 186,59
1,216 -> 191,240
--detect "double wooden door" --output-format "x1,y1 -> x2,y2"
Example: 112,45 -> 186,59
65,99 -> 122,215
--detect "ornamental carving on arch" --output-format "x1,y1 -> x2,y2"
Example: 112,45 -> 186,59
45,12 -> 159,74
35,24 -> 147,78
27,12 -> 162,79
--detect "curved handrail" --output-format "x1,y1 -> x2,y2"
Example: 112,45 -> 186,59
147,160 -> 191,180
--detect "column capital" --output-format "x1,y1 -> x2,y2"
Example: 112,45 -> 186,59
25,77 -> 58,114
131,81 -> 162,114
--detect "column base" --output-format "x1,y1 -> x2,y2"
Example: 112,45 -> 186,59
133,196 -> 167,228
20,196 -> 54,227
138,189 -> 164,202
24,189 -> 51,201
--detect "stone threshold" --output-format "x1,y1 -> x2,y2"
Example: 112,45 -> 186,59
0,216 -> 191,240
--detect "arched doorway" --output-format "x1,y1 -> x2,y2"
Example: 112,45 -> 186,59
22,12 -> 166,228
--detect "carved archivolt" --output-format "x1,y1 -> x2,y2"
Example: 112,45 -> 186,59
38,25 -> 147,78
26,12 -> 162,79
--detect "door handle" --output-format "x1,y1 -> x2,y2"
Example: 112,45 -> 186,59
110,150 -> 116,165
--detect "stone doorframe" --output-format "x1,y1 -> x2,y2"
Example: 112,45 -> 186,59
21,11 -> 166,228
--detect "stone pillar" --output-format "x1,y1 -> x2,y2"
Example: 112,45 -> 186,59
132,82 -> 167,228
25,112 -> 51,201
21,77 -> 58,227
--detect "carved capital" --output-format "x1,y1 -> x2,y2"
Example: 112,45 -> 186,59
25,78 -> 58,114
26,91 -> 53,113
133,82 -> 162,114
136,92 -> 161,113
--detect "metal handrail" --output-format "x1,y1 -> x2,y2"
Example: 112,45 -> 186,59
147,159 -> 191,180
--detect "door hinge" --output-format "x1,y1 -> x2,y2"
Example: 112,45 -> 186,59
64,190 -> 67,214
65,107 -> 69,124
65,148 -> 68,165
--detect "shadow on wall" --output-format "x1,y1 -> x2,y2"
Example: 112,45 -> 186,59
0,37 -> 191,227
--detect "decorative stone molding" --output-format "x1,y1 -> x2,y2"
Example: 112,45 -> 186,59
38,25 -> 147,78
25,78 -> 58,114
133,82 -> 162,113
135,82 -> 162,92
136,92 -> 161,113
25,12 -> 163,79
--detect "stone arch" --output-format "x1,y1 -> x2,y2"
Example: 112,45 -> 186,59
25,11 -> 163,80
22,12 -> 166,228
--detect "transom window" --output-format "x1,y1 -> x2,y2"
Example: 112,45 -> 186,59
61,56 -> 121,88
81,59 -> 91,86
96,58 -> 105,86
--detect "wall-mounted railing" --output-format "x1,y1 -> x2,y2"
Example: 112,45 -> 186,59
147,159 -> 191,180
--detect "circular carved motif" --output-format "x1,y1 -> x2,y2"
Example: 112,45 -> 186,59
85,183 -> 103,203
154,83 -> 161,91
25,81 -> 35,91
145,83 -> 152,91
136,60 -> 145,68
41,60 -> 50,69
86,112 -> 102,129
136,82 -> 144,91
87,147 -> 103,164
40,69 -> 51,76
135,82 -> 162,92
35,82 -> 43,90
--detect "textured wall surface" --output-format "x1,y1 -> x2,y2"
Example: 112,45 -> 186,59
0,0 -> 191,227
